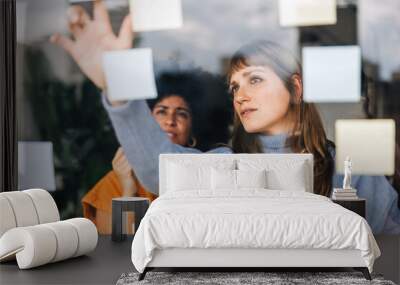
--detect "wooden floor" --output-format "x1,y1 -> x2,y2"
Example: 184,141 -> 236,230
0,235 -> 398,284
0,236 -> 134,285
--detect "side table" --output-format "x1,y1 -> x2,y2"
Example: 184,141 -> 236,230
112,197 -> 149,242
332,198 -> 366,218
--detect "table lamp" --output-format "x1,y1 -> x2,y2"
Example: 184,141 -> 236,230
335,119 -> 396,176
18,141 -> 56,191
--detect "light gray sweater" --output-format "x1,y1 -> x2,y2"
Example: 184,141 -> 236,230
102,96 -> 400,234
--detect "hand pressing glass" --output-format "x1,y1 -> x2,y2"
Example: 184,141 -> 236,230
50,0 -> 133,91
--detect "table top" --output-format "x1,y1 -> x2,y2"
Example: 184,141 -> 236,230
331,198 -> 366,202
112,197 -> 149,202
0,235 -> 134,285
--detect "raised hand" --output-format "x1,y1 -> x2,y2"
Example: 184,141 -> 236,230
112,147 -> 137,197
50,0 -> 133,90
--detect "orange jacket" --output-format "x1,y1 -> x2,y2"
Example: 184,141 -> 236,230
82,170 -> 157,220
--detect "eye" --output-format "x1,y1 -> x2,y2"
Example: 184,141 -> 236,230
229,84 -> 239,95
155,109 -> 167,116
250,76 -> 262,85
176,110 -> 190,120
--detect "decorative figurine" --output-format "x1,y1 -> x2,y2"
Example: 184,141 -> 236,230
343,156 -> 352,190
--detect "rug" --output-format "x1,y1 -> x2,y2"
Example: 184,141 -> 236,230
116,271 -> 396,285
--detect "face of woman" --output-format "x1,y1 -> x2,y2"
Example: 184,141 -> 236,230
152,95 -> 192,146
229,65 -> 294,135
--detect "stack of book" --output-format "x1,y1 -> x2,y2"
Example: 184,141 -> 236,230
332,188 -> 358,200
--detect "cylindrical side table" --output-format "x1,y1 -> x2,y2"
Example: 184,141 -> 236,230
112,197 -> 149,242
332,198 -> 366,218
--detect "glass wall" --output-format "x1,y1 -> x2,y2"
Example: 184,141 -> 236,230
16,0 -> 399,231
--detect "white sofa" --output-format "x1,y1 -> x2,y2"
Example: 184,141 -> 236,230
0,189 -> 98,269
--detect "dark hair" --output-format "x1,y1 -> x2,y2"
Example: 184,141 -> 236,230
227,40 -> 334,197
147,70 -> 231,151
147,72 -> 195,112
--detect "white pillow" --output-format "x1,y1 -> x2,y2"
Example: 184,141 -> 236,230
236,169 -> 267,189
266,166 -> 307,191
167,159 -> 236,192
211,169 -> 267,190
167,162 -> 209,191
211,168 -> 236,190
238,159 -> 308,191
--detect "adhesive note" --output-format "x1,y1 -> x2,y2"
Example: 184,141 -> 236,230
23,0 -> 69,43
335,119 -> 396,175
279,0 -> 337,27
16,1 -> 27,43
129,0 -> 183,32
303,46 -> 361,102
18,142 -> 56,191
102,48 -> 157,101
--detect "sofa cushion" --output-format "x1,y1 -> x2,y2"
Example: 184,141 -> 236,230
0,218 -> 97,269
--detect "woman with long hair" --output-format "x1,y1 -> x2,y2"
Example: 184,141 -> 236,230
52,1 -> 399,234
226,40 -> 399,234
228,41 -> 334,197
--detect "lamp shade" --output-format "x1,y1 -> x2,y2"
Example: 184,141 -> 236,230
335,119 -> 396,175
18,142 -> 56,191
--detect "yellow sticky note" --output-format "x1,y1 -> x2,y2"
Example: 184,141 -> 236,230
279,0 -> 337,27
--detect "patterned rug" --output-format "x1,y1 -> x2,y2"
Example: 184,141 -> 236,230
116,271 -> 396,285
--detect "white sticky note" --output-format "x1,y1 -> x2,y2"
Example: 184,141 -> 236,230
23,0 -> 69,43
18,142 -> 56,191
279,0 -> 337,27
102,49 -> 157,101
303,46 -> 361,103
129,0 -> 183,32
16,1 -> 27,43
335,119 -> 396,175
